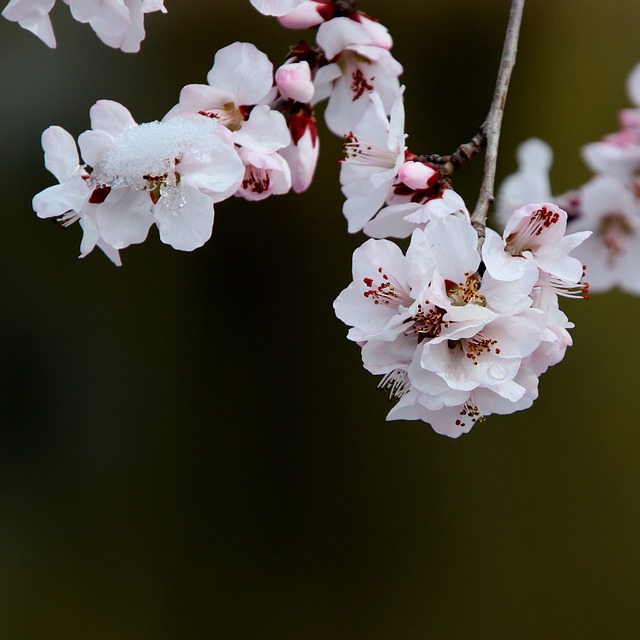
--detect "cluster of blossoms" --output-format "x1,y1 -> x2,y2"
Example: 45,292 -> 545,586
15,0 -> 595,436
334,205 -> 589,438
1,0 -> 166,52
499,63 -> 640,295
32,1 -> 404,265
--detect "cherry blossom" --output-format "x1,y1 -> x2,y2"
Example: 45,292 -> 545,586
333,213 -> 561,437
173,42 -> 298,200
32,125 -> 121,265
2,0 -> 166,51
483,202 -> 591,293
339,91 -> 407,233
313,15 -> 403,135
567,176 -> 640,294
34,100 -> 244,256
175,42 -> 275,126
363,189 -> 468,239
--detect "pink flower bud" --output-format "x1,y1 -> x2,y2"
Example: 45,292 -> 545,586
398,161 -> 438,190
275,61 -> 315,104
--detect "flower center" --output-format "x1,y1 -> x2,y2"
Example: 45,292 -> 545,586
463,335 -> 500,366
404,304 -> 448,343
505,205 -> 560,255
242,166 -> 271,194
341,132 -> 398,167
350,68 -> 374,101
198,102 -> 246,132
599,212 -> 633,265
363,267 -> 411,307
445,273 -> 486,307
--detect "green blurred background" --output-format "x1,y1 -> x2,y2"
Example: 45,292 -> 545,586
1,1 -> 640,638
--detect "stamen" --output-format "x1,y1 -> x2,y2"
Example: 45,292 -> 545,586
350,68 -> 374,101
362,267 -> 411,307
56,211 -> 81,227
445,273 -> 486,307
404,303 -> 448,343
548,270 -> 590,300
378,369 -> 410,402
242,166 -> 271,194
341,132 -> 398,167
454,402 -> 485,428
464,335 -> 499,366
505,205 -> 560,255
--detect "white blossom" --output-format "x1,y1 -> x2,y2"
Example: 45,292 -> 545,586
2,0 -> 166,51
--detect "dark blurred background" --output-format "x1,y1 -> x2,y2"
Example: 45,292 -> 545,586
1,1 -> 640,638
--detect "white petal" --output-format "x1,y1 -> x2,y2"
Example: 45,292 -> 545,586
233,105 -> 290,153
206,42 -> 273,105
42,126 -> 80,181
249,0 -> 305,16
65,0 -> 129,37
2,0 -> 56,47
32,181 -> 87,219
154,186 -> 214,251
89,99 -> 137,136
177,84 -> 235,115
96,189 -> 153,249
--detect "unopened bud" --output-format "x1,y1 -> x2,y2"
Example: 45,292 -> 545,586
275,61 -> 315,104
398,161 -> 438,190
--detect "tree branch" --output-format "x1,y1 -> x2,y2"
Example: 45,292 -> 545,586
471,0 -> 526,234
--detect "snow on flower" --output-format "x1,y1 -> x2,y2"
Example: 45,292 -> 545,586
2,0 -> 166,52
33,100 -> 244,258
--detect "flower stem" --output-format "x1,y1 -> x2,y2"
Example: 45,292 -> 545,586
471,0 -> 526,235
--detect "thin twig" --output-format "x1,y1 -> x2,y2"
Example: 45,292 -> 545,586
471,0 -> 526,236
